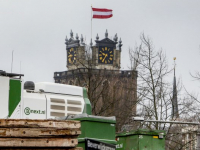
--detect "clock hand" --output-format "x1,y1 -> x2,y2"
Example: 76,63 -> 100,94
102,54 -> 108,62
68,58 -> 72,63
99,51 -> 106,55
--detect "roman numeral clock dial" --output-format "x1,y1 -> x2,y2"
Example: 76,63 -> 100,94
98,47 -> 114,64
67,47 -> 77,65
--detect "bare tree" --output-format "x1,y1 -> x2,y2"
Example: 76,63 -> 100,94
129,33 -> 199,150
130,33 -> 173,128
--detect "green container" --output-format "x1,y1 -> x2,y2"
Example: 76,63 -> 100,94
70,114 -> 116,150
116,129 -> 166,150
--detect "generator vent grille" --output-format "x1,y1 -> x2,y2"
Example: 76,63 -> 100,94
67,100 -> 82,114
50,98 -> 65,117
50,98 -> 83,117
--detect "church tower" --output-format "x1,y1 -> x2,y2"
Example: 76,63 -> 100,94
64,29 -> 122,71
54,30 -> 137,131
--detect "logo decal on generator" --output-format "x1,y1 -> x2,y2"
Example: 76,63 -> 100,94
24,107 -> 45,115
24,107 -> 31,115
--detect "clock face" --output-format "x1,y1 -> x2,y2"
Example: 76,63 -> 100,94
67,47 -> 77,65
98,46 -> 114,64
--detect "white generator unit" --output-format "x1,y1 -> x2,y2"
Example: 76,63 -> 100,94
0,71 -> 91,119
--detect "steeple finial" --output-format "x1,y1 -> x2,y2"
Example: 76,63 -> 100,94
76,33 -> 79,40
119,38 -> 123,51
81,34 -> 84,43
105,29 -> 108,38
96,34 -> 99,40
119,38 -> 122,46
113,33 -> 118,42
70,30 -> 73,39
65,36 -> 68,45
90,38 -> 93,47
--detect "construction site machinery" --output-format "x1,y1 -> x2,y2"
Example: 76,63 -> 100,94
0,70 -> 91,119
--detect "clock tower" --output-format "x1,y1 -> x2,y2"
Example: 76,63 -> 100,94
65,30 -> 86,70
65,29 -> 122,70
92,29 -> 122,70
54,30 -> 137,130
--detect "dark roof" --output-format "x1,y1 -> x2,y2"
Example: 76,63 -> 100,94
0,70 -> 24,77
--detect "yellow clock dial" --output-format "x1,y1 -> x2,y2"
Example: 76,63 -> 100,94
98,46 -> 113,64
67,47 -> 77,64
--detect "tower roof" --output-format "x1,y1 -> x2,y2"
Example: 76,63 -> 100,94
65,30 -> 80,49
95,29 -> 118,48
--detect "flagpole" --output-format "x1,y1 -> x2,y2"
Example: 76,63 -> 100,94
91,5 -> 92,40
11,50 -> 14,73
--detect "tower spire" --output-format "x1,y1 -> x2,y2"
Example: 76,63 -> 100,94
172,57 -> 179,119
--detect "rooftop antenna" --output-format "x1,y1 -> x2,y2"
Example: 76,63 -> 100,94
20,61 -> 21,74
11,50 -> 14,73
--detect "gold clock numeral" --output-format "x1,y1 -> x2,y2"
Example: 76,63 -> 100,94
110,55 -> 113,57
105,47 -> 107,50
100,57 -> 102,60
69,58 -> 72,63
99,54 -> 102,56
110,51 -> 112,53
109,58 -> 112,60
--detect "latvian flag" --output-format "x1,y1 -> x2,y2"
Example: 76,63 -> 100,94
92,8 -> 113,19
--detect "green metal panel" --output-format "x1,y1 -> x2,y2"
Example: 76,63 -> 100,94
126,135 -> 139,150
79,120 -> 116,142
116,129 -> 165,150
116,134 -> 139,150
72,115 -> 116,150
116,136 -> 127,150
83,88 -> 92,115
9,79 -> 21,117
139,134 -> 165,150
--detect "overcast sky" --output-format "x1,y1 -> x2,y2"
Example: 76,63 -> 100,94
1,0 -> 200,94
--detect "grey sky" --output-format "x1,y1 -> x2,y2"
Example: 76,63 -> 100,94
1,0 -> 200,94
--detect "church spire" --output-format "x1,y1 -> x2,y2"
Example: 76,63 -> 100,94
172,57 -> 179,118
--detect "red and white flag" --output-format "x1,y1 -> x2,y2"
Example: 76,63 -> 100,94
92,8 -> 113,19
